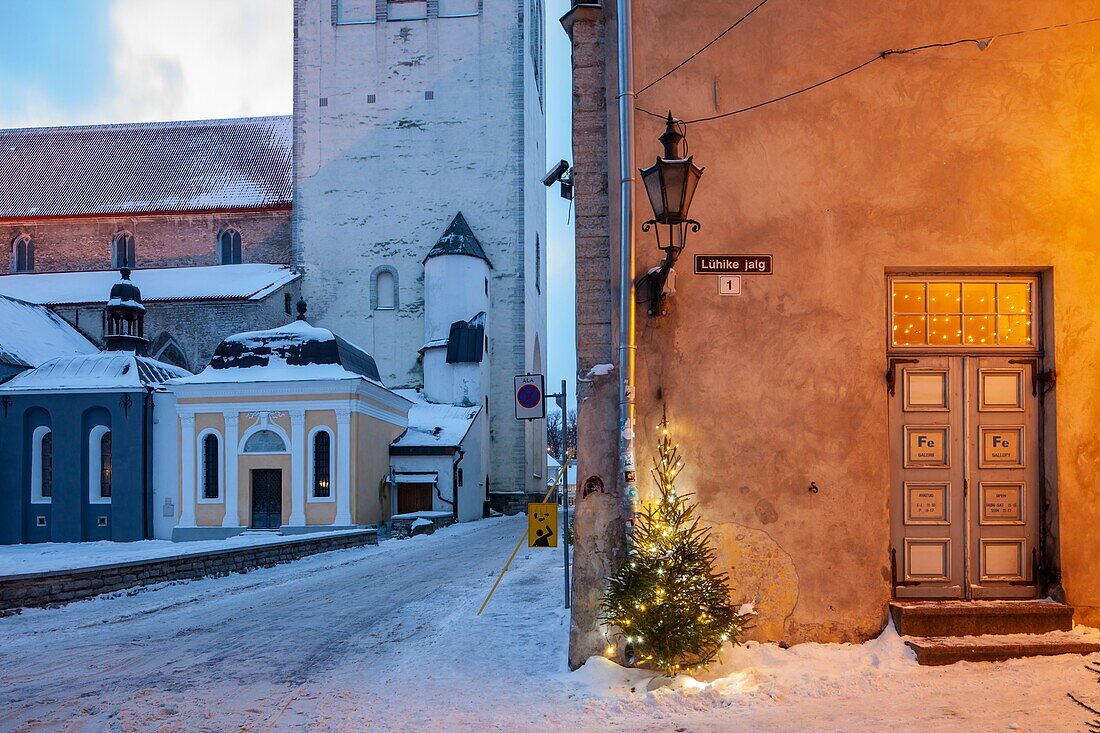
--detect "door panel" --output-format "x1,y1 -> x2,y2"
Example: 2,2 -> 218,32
967,358 -> 1039,598
891,357 -> 1040,598
251,469 -> 282,529
891,358 -> 965,598
397,483 -> 434,514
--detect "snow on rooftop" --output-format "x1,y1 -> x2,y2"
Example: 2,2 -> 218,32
0,350 -> 190,392
0,116 -> 292,218
0,295 -> 97,369
392,390 -> 480,448
0,264 -> 300,306
175,319 -> 391,386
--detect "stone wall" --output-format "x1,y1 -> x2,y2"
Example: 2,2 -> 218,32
562,2 -> 628,670
0,529 -> 378,611
50,282 -> 301,374
3,208 -> 292,274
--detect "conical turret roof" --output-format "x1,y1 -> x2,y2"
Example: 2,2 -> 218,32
423,212 -> 492,268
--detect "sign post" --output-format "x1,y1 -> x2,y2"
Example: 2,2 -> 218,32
544,379 -> 570,609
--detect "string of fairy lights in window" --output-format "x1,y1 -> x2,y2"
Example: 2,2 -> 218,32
890,279 -> 1034,348
634,14 -> 1100,127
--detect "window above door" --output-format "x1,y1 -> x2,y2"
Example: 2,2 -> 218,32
890,277 -> 1037,350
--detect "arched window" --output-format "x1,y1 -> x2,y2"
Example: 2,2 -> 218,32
376,271 -> 395,309
218,228 -> 242,265
11,235 -> 33,273
244,429 -> 286,453
31,427 -> 52,503
311,430 -> 332,499
202,433 -> 220,500
370,265 -> 399,310
111,232 -> 136,269
89,426 -> 112,503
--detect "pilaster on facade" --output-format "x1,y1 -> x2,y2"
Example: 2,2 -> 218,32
222,412 -> 241,528
178,412 -> 197,528
289,410 -> 308,526
334,407 -> 353,525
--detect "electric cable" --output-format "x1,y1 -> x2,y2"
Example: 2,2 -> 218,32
635,0 -> 772,96
636,16 -> 1100,126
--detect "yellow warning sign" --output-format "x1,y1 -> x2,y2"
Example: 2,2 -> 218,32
528,502 -> 558,548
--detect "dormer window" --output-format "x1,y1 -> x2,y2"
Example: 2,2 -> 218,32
218,228 -> 242,264
111,232 -> 136,269
11,235 -> 33,273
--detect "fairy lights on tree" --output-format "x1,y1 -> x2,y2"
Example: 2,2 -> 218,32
601,415 -> 748,677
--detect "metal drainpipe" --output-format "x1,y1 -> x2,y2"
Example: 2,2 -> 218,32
144,386 -> 154,540
451,446 -> 466,523
617,0 -> 639,516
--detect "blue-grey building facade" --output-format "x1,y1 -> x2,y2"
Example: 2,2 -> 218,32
0,269 -> 188,544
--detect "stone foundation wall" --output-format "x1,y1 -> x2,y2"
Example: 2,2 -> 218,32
390,514 -> 454,539
0,529 -> 377,611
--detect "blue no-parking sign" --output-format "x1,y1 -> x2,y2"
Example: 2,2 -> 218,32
514,374 -> 545,420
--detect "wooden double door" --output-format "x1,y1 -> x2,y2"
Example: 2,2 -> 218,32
251,469 -> 283,529
891,356 -> 1040,599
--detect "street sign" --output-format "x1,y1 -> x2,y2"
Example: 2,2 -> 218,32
528,502 -> 558,547
694,254 -> 773,275
718,275 -> 742,295
514,374 -> 545,420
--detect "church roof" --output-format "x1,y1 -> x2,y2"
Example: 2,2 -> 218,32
177,319 -> 386,385
423,212 -> 492,267
0,295 -> 97,373
0,264 -> 299,306
0,351 -> 190,392
0,116 -> 292,219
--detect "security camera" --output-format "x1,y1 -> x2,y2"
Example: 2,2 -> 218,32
542,159 -> 571,187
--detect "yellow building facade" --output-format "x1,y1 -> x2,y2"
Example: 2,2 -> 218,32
169,318 -> 411,540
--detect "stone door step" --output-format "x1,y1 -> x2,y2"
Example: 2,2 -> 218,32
890,600 -> 1073,637
905,631 -> 1100,666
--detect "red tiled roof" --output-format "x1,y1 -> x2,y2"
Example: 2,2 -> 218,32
0,116 -> 292,219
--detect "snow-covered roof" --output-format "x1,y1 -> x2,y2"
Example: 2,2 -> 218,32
0,295 -> 97,371
0,116 -> 292,218
423,212 -> 492,268
0,264 -> 299,306
391,390 -> 480,450
0,350 -> 191,392
175,319 -> 386,385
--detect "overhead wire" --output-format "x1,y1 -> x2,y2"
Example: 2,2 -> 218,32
635,0 -> 772,96
636,16 -> 1100,126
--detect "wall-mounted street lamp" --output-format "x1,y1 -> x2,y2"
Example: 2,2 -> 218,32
639,112 -> 704,316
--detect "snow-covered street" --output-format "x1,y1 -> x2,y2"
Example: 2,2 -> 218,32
1,515 -> 1096,732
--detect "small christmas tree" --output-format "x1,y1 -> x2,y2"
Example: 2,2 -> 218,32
601,416 -> 748,677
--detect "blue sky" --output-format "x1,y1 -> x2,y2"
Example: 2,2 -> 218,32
0,0 -> 576,407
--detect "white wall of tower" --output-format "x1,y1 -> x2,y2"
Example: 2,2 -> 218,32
293,0 -> 546,492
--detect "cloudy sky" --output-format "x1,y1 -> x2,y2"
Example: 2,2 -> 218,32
0,0 -> 576,407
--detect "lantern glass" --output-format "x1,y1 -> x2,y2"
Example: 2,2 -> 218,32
640,157 -> 704,224
642,163 -> 668,220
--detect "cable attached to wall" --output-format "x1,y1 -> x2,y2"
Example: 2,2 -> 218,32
635,0 -> 772,96
637,16 -> 1100,127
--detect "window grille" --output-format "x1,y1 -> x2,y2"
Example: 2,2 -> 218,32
202,434 -> 220,499
313,432 -> 331,498
100,432 -> 112,499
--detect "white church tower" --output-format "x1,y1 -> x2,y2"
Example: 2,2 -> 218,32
292,0 -> 548,496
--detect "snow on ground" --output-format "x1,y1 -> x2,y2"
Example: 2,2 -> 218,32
0,515 -> 1097,731
0,528 -> 367,577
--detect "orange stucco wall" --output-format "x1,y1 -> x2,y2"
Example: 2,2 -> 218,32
624,0 -> 1100,641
